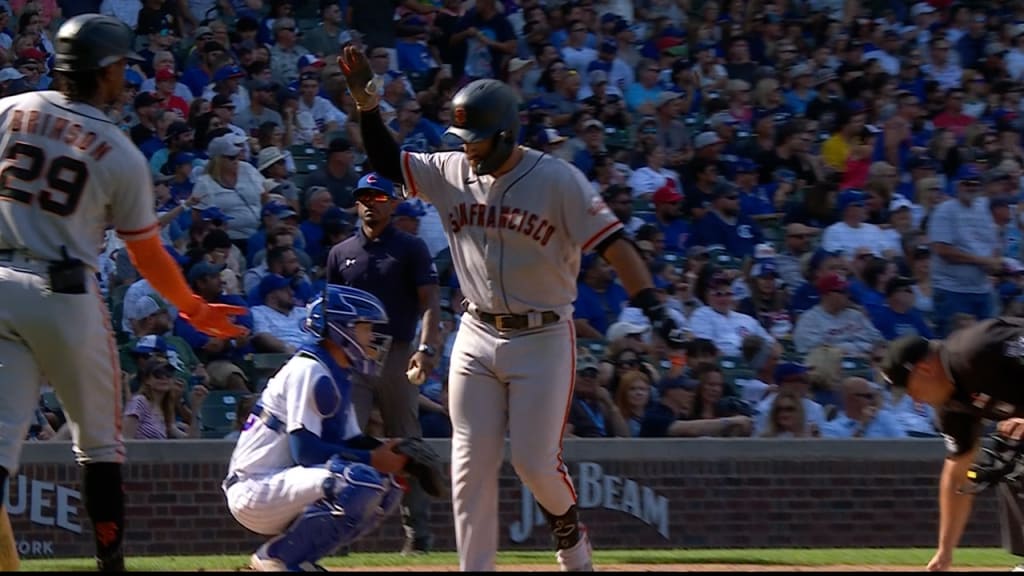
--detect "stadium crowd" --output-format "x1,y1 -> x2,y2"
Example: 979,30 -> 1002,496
13,0 -> 1024,444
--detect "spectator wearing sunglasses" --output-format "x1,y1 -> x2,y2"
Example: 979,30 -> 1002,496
565,353 -> 630,438
776,223 -> 818,292
191,132 -> 268,253
793,272 -> 884,356
689,271 -> 772,357
268,17 -> 310,86
821,377 -> 905,438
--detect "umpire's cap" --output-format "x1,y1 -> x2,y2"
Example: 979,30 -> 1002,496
879,335 -> 933,389
53,14 -> 143,73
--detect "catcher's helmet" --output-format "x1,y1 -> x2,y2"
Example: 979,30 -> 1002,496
444,79 -> 521,175
304,285 -> 392,376
53,14 -> 143,73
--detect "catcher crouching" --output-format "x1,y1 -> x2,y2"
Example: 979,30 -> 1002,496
880,317 -> 1024,572
222,285 -> 445,571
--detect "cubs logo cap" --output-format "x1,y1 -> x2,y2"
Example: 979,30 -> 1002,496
354,172 -> 396,198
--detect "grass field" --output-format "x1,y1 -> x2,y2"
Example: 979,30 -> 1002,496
17,548 -> 1023,571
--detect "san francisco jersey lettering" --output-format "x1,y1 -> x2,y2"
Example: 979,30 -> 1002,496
400,148 -> 622,315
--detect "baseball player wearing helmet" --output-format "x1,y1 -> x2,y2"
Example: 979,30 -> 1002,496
224,285 -> 440,571
0,14 -> 246,571
339,46 -> 685,571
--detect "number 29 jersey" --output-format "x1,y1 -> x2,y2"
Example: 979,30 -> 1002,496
0,91 -> 158,269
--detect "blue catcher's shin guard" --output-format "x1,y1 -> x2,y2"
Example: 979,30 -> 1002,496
354,475 -> 405,541
265,463 -> 386,568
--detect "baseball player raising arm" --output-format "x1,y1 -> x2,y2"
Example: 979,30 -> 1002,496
224,285 -> 444,571
0,15 -> 246,572
339,45 -> 685,572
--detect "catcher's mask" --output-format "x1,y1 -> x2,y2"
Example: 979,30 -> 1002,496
444,79 -> 521,175
304,285 -> 392,377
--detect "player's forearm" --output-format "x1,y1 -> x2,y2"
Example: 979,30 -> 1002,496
124,234 -> 202,317
599,237 -> 654,298
418,285 -> 442,349
357,107 -> 405,184
289,429 -> 371,467
937,451 -> 977,554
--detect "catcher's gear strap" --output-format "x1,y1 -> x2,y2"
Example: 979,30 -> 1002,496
960,433 -> 1024,494
124,234 -> 202,317
357,107 -> 404,185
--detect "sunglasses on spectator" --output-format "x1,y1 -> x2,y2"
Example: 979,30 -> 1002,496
852,392 -> 876,399
712,290 -> 734,297
578,368 -> 598,379
775,405 -> 797,413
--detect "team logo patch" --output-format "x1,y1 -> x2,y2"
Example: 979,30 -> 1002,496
366,174 -> 378,184
454,106 -> 467,126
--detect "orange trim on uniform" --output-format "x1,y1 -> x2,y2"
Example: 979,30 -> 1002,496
93,284 -> 125,456
402,152 -> 420,198
581,221 -> 623,252
116,220 -> 160,240
555,319 -> 579,503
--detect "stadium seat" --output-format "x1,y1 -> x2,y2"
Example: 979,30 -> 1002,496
199,390 -> 247,439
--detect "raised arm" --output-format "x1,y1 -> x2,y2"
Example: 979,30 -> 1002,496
338,45 -> 405,184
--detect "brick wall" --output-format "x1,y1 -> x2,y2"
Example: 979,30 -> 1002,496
4,440 -> 1004,558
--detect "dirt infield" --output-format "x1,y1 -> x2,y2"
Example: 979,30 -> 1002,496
331,563 -> 1001,572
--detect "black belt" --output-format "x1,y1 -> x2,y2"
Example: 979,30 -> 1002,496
474,310 -> 560,331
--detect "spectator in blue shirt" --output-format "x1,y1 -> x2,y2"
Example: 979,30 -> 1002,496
687,182 -> 764,260
574,253 -> 629,339
180,40 -> 226,98
735,158 -> 775,216
868,276 -> 935,340
173,261 -> 254,392
641,184 -> 690,254
389,98 -> 443,152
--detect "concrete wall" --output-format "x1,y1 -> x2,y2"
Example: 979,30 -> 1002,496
4,439 -> 1002,558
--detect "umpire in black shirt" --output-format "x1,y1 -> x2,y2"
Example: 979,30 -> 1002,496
326,172 -> 442,554
881,317 -> 1024,572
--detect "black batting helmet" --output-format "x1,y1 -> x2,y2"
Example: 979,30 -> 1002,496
444,79 -> 521,175
53,14 -> 143,73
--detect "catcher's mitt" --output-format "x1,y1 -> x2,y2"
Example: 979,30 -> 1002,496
959,433 -> 1024,495
393,438 -> 447,498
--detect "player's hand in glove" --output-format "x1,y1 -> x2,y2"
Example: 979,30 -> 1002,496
632,287 -> 686,349
370,439 -> 408,474
338,44 -> 377,110
392,438 -> 447,498
180,296 -> 249,339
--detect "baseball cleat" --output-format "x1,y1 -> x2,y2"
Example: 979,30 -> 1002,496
250,543 -> 327,572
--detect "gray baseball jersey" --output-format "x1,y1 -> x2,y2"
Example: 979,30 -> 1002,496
0,91 -> 159,267
400,147 -> 624,316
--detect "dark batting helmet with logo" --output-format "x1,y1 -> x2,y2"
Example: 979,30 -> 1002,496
444,79 -> 521,175
52,14 -> 143,73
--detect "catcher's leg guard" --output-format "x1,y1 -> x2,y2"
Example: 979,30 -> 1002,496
355,475 -> 405,541
261,463 -> 387,569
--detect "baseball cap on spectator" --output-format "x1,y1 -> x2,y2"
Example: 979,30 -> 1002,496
535,127 -> 567,147
751,261 -> 779,277
194,26 -> 214,39
606,321 -> 648,343
659,374 -> 698,394
889,197 -> 913,212
354,172 -> 397,198
0,67 -> 24,82
885,276 -> 916,296
124,68 -> 143,87
588,69 -> 608,86
774,362 -> 808,383
188,261 -> 227,283
813,69 -> 838,86
394,201 -> 426,219
788,63 -> 812,80
911,2 -> 936,16
652,184 -> 683,204
816,272 -> 849,293
261,201 -> 297,219
16,48 -> 44,66
168,152 -> 195,169
328,137 -> 352,154
656,92 -> 681,108
138,357 -> 176,380
125,295 -> 166,323
165,122 -> 193,143
298,54 -> 325,69
257,147 -> 286,172
508,57 -> 534,73
200,206 -> 233,222
258,273 -> 292,301
583,119 -> 605,132
907,154 -> 936,171
273,17 -> 296,33
709,111 -> 739,128
132,334 -> 169,355
836,189 -> 866,212
214,65 -> 245,83
576,353 -> 599,373
134,92 -> 162,109
736,158 -> 758,173
155,69 -> 176,82
611,19 -> 629,35
955,164 -> 982,184
694,131 -> 722,149
785,222 -> 820,237
207,133 -> 246,158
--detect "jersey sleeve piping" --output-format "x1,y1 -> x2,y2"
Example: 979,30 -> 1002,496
116,221 -> 161,242
582,220 -> 624,252
401,151 -> 420,198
